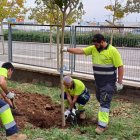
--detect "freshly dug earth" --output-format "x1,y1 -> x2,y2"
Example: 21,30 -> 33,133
1,88 -> 139,130
10,90 -> 62,129
3,90 -> 94,130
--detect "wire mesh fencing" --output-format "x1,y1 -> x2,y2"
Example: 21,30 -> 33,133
8,24 -> 140,82
74,26 -> 140,81
8,24 -> 71,70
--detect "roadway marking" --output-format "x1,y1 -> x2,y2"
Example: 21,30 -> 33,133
13,54 -> 45,60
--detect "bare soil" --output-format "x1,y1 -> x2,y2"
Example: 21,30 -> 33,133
1,88 -> 140,130
1,90 -> 94,130
11,90 -> 62,129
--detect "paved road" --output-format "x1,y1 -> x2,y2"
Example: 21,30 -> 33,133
1,41 -> 140,81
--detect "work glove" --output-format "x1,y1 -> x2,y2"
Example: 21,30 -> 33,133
71,108 -> 77,116
62,47 -> 68,52
64,109 -> 70,119
70,108 -> 77,119
70,108 -> 78,125
116,82 -> 123,92
7,92 -> 16,99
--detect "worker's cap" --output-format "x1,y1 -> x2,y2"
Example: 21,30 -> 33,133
63,76 -> 73,84
92,34 -> 105,44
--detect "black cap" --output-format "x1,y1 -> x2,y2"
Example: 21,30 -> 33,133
92,34 -> 105,43
2,62 -> 14,70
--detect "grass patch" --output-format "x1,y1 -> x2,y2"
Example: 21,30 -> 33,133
0,81 -> 140,140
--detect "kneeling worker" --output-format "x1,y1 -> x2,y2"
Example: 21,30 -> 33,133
63,75 -> 90,119
0,62 -> 27,140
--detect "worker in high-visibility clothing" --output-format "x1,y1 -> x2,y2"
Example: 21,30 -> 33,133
0,62 -> 27,140
63,75 -> 90,120
62,33 -> 124,134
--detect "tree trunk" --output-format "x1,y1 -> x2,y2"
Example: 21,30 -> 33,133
110,0 -> 117,45
110,18 -> 115,45
60,12 -> 66,127
56,7 -> 60,71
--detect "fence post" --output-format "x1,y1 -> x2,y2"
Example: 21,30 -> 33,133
8,24 -> 12,62
70,26 -> 75,75
0,23 -> 5,54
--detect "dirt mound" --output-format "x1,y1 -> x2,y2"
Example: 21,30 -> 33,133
0,90 -> 100,130
10,90 -> 95,129
10,90 -> 62,129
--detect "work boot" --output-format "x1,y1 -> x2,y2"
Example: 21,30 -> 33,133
95,126 -> 107,134
6,133 -> 27,140
80,111 -> 86,119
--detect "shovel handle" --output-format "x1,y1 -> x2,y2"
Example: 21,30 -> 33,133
11,99 -> 16,109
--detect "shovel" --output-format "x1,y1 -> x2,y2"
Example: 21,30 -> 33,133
11,99 -> 23,116
11,98 -> 16,109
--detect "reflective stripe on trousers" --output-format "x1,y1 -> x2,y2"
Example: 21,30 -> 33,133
93,64 -> 116,87
0,99 -> 18,136
98,107 -> 109,127
95,84 -> 115,128
0,104 -> 16,129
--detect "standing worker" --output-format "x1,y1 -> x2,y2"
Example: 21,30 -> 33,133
0,62 -> 27,140
62,34 -> 124,134
63,75 -> 90,119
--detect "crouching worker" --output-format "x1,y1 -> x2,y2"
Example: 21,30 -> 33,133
0,62 -> 27,140
63,75 -> 90,119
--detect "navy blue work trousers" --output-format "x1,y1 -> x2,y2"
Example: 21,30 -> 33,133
95,83 -> 115,109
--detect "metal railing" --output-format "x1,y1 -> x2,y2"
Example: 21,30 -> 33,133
8,23 -> 140,82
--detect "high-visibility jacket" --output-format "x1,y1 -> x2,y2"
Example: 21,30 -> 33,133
64,79 -> 85,96
0,68 -> 8,78
64,79 -> 88,111
83,44 -> 123,87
